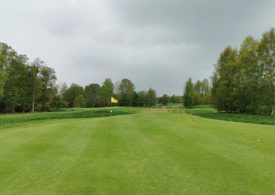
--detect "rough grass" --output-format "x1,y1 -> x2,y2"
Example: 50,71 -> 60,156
185,105 -> 275,125
0,107 -> 138,129
0,109 -> 274,194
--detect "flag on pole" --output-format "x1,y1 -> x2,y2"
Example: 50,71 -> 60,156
111,97 -> 118,104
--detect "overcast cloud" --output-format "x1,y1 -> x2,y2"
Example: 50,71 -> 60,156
0,0 -> 275,95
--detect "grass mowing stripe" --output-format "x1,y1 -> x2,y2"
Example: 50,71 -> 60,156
0,122 -> 69,182
134,113 -> 275,194
55,116 -> 132,194
0,110 -> 274,194
0,121 -> 92,194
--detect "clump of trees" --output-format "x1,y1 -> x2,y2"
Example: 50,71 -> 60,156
62,79 -> 113,108
212,28 -> 275,115
0,43 -> 59,113
183,78 -> 211,108
158,94 -> 182,106
82,79 -> 158,107
60,78 -> 158,108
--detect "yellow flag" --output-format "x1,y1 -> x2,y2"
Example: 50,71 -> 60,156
111,97 -> 118,104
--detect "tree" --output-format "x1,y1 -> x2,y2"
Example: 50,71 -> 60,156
192,79 -> 211,105
51,95 -> 67,111
0,70 -> 6,98
211,47 -> 239,112
201,79 -> 211,104
100,78 -> 114,106
171,95 -> 176,104
74,95 -> 87,108
64,84 -> 85,107
85,83 -> 100,107
194,80 -> 203,105
38,66 -> 57,111
3,53 -> 31,112
118,78 -> 135,106
146,88 -> 157,107
257,28 -> 275,114
238,36 -> 259,113
170,95 -> 182,104
59,83 -> 68,100
137,91 -> 147,106
29,58 -> 43,112
132,91 -> 139,106
211,28 -> 275,115
184,78 -> 194,108
0,42 -> 59,113
161,94 -> 169,106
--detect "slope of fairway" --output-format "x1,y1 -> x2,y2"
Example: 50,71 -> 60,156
0,112 -> 274,194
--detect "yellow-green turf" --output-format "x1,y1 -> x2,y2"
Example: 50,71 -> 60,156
0,110 -> 274,194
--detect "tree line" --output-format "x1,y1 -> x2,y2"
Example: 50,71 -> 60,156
62,79 -> 182,108
158,94 -> 182,106
61,78 -> 159,108
0,43 -> 166,113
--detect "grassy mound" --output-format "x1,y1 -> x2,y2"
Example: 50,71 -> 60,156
0,107 -> 137,129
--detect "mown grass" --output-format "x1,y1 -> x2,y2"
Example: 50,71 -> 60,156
0,110 -> 274,194
0,107 -> 138,129
185,105 -> 275,125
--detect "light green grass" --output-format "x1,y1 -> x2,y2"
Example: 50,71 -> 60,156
0,109 -> 274,194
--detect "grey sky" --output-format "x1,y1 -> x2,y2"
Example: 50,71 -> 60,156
0,0 -> 275,95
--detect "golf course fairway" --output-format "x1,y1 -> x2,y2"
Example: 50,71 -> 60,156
0,110 -> 274,194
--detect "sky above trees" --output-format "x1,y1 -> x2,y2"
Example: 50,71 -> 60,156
0,0 -> 275,95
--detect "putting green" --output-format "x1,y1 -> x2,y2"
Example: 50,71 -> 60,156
0,111 -> 274,194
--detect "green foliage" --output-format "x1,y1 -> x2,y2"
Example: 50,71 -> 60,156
212,29 -> 275,115
64,84 -> 84,107
0,43 -> 58,113
100,78 -> 114,106
212,47 -> 239,112
137,90 -> 147,106
0,42 -> 159,111
38,65 -> 57,110
132,91 -> 139,106
0,70 -> 6,98
170,95 -> 183,104
146,88 -> 157,107
183,78 -> 194,108
50,96 -> 67,111
73,95 -> 87,108
193,79 -> 211,105
160,94 -> 170,105
85,83 -> 100,107
118,78 -> 135,106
